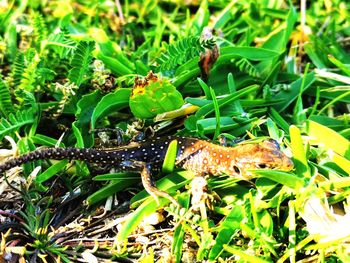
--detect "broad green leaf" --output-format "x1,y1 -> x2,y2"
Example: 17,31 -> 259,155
190,0 -> 209,34
195,85 -> 258,118
328,54 -> 350,76
329,153 -> 350,175
173,68 -> 200,88
116,198 -> 169,243
306,120 -> 350,159
96,53 -> 133,76
252,170 -> 304,189
210,87 -> 221,139
304,42 -> 327,69
172,193 -> 191,262
162,139 -> 178,173
223,245 -> 270,263
213,1 -> 237,29
227,73 -> 244,113
129,79 -> 184,119
218,46 -> 281,62
208,206 -> 244,260
93,172 -> 139,181
319,176 -> 350,191
72,90 -> 103,148
35,160 -> 69,183
91,88 -> 131,130
290,125 -> 310,178
272,72 -> 315,112
87,176 -> 139,206
31,134 -> 65,147
197,78 -> 211,100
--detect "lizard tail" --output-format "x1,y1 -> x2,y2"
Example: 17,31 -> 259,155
0,147 -> 120,173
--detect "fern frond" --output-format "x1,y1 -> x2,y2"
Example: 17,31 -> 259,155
201,37 -> 216,49
156,36 -> 216,72
30,12 -> 48,47
234,58 -> 260,78
18,49 -> 40,92
68,41 -> 95,86
9,49 -> 41,101
0,75 -> 13,117
11,52 -> 25,88
0,109 -> 35,140
46,28 -> 76,59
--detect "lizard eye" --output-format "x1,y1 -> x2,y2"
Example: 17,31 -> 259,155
257,163 -> 267,169
233,165 -> 241,174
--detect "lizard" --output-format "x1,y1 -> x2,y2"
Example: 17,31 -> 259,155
0,136 -> 293,205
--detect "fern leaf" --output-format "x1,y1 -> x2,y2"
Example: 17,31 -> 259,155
46,28 -> 76,59
18,49 -> 41,92
30,12 -> 47,46
11,52 -> 25,88
68,41 -> 95,86
235,58 -> 260,78
156,36 -> 216,72
0,109 -> 35,140
0,75 -> 13,117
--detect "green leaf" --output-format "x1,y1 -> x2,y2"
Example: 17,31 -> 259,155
290,125 -> 311,178
31,134 -> 65,147
306,120 -> 350,159
266,117 -> 282,141
197,78 -> 211,100
162,139 -> 178,174
72,90 -> 103,147
210,87 -> 221,139
252,170 -> 304,189
218,46 -> 281,63
272,72 -> 315,112
156,36 -> 215,73
195,85 -> 258,118
223,245 -> 270,263
35,160 -> 69,184
172,193 -> 191,262
227,73 -> 244,113
0,76 -> 13,117
190,0 -> 209,34
91,88 -> 131,130
328,54 -> 350,76
116,198 -> 169,243
129,79 -> 184,119
304,42 -> 326,68
0,109 -> 35,140
68,41 -> 95,86
93,172 -> 139,181
96,53 -> 134,76
209,205 -> 244,260
87,174 -> 140,205
268,108 -> 290,133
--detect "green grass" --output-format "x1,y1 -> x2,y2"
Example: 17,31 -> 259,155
0,0 -> 350,262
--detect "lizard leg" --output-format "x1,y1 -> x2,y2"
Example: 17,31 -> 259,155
121,160 -> 179,206
140,163 -> 179,206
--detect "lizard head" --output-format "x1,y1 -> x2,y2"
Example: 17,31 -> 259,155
228,139 -> 293,179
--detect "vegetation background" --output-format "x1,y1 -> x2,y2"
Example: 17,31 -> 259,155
0,0 -> 350,262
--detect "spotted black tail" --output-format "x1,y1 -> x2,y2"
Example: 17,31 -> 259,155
0,147 -> 121,173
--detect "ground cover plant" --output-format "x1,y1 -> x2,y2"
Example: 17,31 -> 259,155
0,0 -> 350,262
